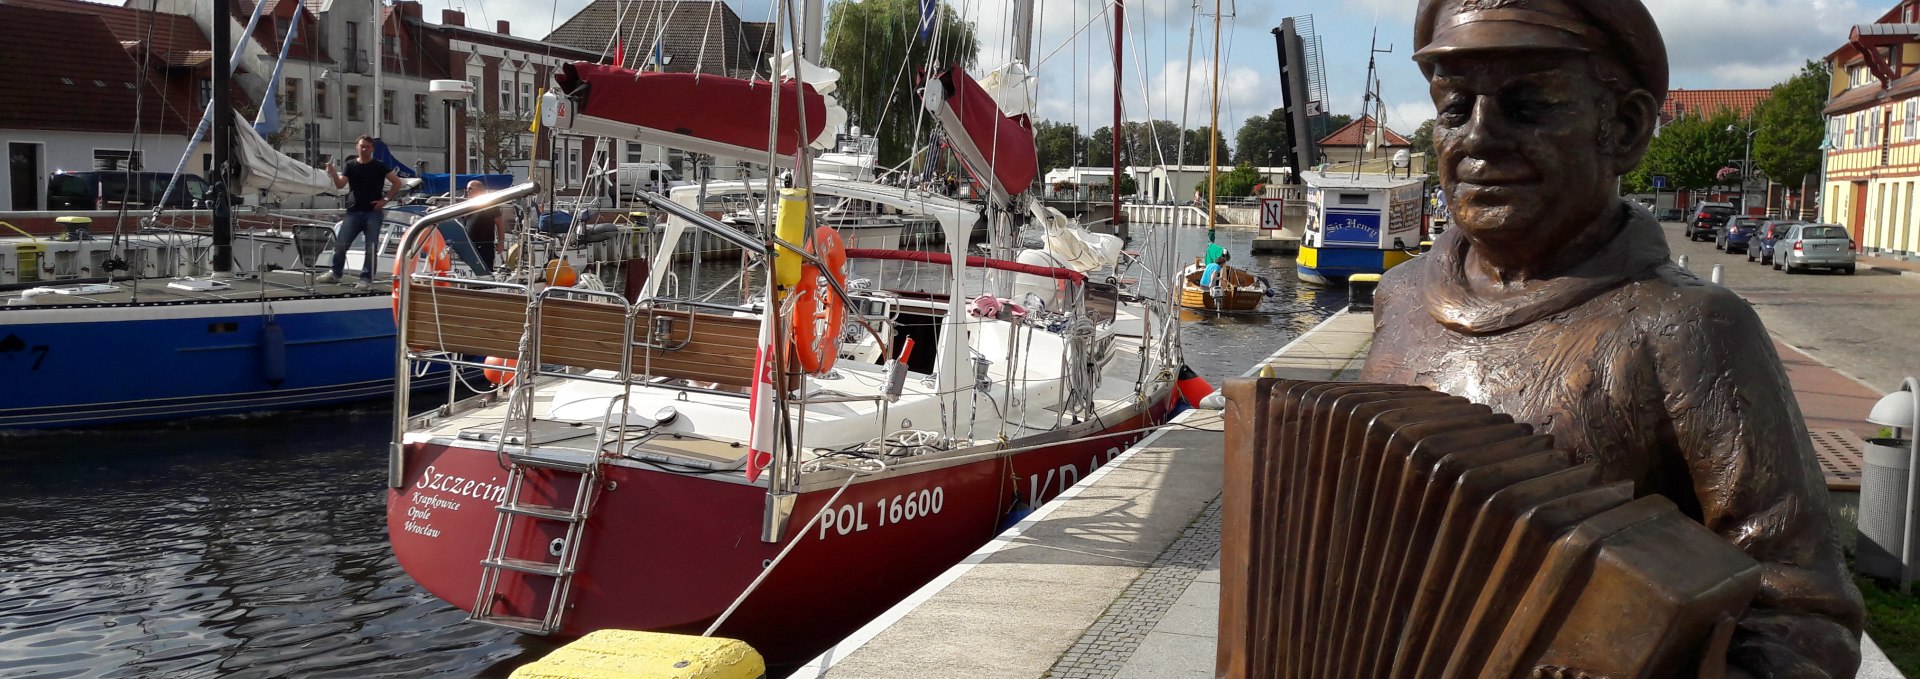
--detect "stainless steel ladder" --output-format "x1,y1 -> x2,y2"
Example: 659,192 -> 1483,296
468,450 -> 600,634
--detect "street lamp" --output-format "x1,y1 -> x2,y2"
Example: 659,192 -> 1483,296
1728,123 -> 1758,215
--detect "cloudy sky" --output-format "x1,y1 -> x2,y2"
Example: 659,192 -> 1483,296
446,0 -> 1875,140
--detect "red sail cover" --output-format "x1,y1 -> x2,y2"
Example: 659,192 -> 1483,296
554,62 -> 829,157
935,68 -> 1037,198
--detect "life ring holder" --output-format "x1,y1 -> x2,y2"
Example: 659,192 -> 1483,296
789,226 -> 848,375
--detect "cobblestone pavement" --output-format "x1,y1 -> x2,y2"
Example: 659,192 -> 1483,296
1045,497 -> 1223,679
1661,220 -> 1920,393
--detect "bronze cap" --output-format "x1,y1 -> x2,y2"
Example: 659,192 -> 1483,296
1413,0 -> 1669,100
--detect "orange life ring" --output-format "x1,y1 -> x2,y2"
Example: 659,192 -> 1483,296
391,226 -> 452,319
789,226 -> 848,375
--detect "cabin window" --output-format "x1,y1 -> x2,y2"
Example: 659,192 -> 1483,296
1337,193 -> 1369,205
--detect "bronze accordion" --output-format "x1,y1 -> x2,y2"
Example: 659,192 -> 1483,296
1218,380 -> 1763,679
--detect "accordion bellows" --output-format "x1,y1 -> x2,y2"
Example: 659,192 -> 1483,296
1219,379 -> 1764,679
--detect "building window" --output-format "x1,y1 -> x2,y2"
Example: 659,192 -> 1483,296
521,82 -> 532,112
468,76 -> 481,109
626,142 -> 645,163
1908,101 -> 1917,142
347,85 -> 362,121
414,93 -> 430,128
94,149 -> 142,171
382,89 -> 395,125
283,77 -> 302,115
383,33 -> 397,57
199,78 -> 212,107
500,79 -> 512,111
314,80 -> 329,117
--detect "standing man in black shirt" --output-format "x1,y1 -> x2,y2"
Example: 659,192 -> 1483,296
321,135 -> 404,288
463,179 -> 499,273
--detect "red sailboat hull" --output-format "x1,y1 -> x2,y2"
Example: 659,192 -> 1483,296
387,391 -> 1178,665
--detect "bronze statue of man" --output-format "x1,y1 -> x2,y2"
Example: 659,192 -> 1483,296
1359,0 -> 1864,676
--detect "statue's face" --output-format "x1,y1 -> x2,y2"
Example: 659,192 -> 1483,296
1428,52 -> 1633,250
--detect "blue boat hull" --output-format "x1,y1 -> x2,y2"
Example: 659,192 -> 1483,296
0,295 -> 433,428
1296,246 -> 1417,285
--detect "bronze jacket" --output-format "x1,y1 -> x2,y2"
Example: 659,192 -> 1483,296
1359,204 -> 1863,678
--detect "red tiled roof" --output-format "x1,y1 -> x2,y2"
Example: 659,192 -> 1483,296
1661,89 -> 1770,121
1317,115 -> 1410,148
0,4 -> 196,134
8,0 -> 210,59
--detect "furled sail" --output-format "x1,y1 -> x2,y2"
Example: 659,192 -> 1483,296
925,63 -> 1038,208
231,112 -> 339,202
550,54 -> 845,168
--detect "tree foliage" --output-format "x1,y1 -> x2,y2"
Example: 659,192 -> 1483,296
1410,119 -> 1435,160
1121,120 -> 1184,166
1216,162 -> 1264,197
472,109 -> 531,173
823,0 -> 979,166
1033,120 -> 1080,173
1234,109 -> 1290,169
1626,108 -> 1745,194
1186,126 -> 1232,166
1753,61 -> 1828,190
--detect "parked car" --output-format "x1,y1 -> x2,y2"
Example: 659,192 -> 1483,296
46,170 -> 212,210
1657,208 -> 1684,222
1751,219 -> 1804,264
1718,216 -> 1763,254
1773,223 -> 1856,274
1684,202 -> 1735,241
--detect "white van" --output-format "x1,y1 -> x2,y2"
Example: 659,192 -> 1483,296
615,162 -> 682,199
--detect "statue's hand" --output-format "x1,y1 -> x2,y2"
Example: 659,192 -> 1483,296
1697,614 -> 1749,679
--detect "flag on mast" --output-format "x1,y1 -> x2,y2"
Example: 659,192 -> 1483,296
745,311 -> 778,483
613,37 -> 626,68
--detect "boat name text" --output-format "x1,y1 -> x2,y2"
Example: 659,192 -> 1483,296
415,465 -> 507,504
818,487 -> 946,540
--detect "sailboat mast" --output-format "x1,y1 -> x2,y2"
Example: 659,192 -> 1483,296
1205,0 -> 1220,237
211,0 -> 233,273
1111,0 -> 1123,229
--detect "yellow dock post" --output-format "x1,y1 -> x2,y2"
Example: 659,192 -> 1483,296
509,630 -> 766,679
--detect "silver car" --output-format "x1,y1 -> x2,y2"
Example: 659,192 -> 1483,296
1773,223 -> 1857,274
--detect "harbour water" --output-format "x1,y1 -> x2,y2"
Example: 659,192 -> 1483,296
0,223 -> 1345,678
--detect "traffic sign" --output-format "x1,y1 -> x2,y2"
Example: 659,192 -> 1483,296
1652,175 -> 1669,190
1260,198 -> 1285,232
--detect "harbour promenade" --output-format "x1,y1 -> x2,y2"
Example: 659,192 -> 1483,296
796,306 -> 1907,679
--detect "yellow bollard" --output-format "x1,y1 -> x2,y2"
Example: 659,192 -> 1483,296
509,630 -> 766,679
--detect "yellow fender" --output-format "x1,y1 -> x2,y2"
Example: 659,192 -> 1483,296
509,630 -> 766,679
773,188 -> 809,289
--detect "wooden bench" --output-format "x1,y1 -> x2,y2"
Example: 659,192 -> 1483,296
401,284 -> 758,388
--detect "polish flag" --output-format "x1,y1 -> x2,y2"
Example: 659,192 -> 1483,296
745,312 -> 778,483
612,38 -> 626,69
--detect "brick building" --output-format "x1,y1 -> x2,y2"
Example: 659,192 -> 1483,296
0,2 -> 206,210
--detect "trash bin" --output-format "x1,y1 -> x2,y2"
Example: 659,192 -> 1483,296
1858,436 -> 1914,580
